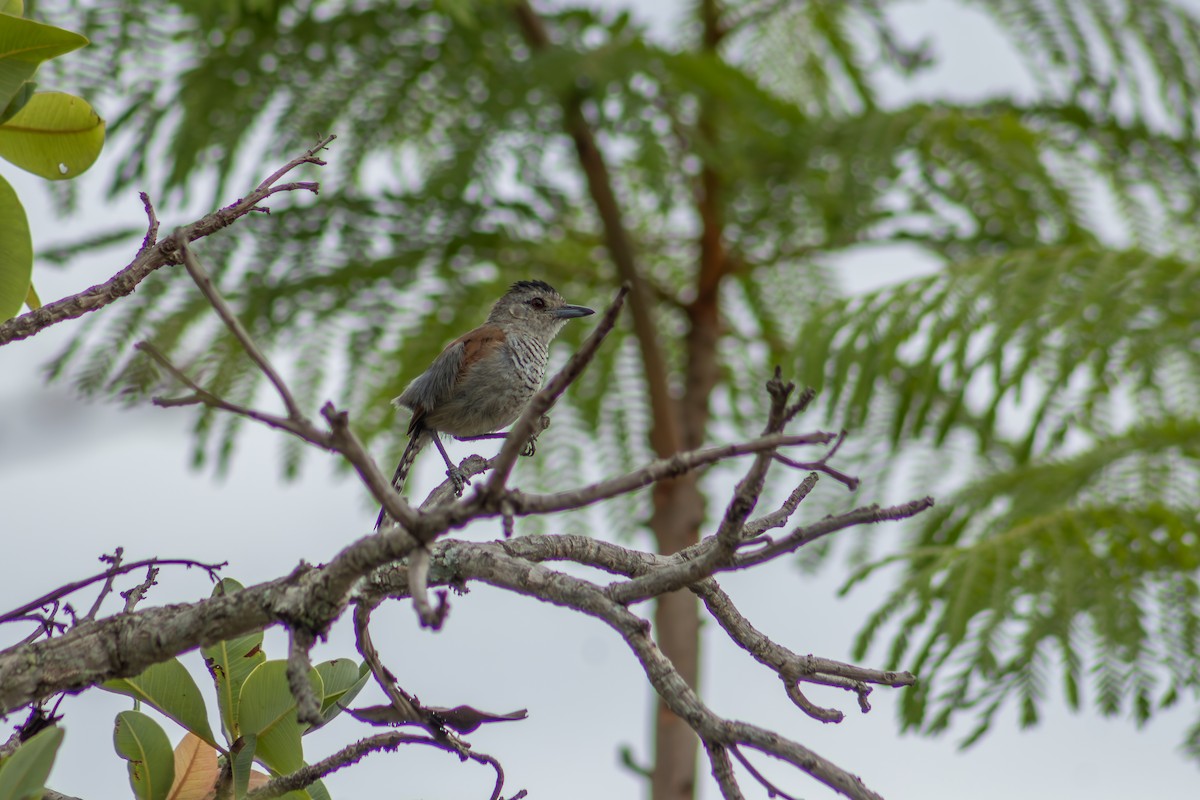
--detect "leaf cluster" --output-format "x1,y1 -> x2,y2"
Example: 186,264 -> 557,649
0,2 -> 105,321
101,578 -> 369,800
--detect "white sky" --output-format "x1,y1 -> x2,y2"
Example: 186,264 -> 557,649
1,2 -> 1197,799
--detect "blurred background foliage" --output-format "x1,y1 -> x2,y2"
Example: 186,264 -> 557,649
26,0 -> 1200,765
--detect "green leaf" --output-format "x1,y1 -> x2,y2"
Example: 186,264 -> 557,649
0,2 -> 22,18
0,91 -> 104,179
0,79 -> 32,125
0,171 -> 31,322
0,726 -> 63,800
0,14 -> 87,112
237,660 -> 323,775
102,659 -> 219,749
113,710 -> 175,800
230,734 -> 256,799
311,660 -> 369,729
202,579 -> 266,744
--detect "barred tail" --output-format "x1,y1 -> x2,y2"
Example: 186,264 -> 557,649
374,430 -> 430,529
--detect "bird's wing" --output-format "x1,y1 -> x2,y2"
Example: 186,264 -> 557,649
396,324 -> 507,435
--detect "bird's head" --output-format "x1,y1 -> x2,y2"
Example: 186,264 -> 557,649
488,280 -> 595,339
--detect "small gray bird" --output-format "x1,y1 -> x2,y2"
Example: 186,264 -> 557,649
375,280 -> 594,528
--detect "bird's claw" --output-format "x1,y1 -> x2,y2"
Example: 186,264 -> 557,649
446,467 -> 469,496
521,439 -> 537,458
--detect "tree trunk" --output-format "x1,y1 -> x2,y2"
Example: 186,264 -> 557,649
649,476 -> 706,800
649,2 -> 729,794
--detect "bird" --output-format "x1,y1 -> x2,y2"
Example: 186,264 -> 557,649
375,280 -> 595,528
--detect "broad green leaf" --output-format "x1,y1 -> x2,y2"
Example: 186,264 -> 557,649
0,1 -> 22,17
201,579 -> 265,743
0,79 -> 32,125
0,13 -> 85,62
0,14 -> 87,112
167,733 -> 218,800
0,171 -> 30,322
311,660 -> 369,729
230,734 -> 256,800
237,660 -> 323,775
0,726 -> 63,800
0,61 -> 32,119
0,91 -> 105,179
113,710 -> 175,800
102,659 -> 218,749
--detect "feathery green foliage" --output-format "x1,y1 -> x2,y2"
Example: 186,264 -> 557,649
30,0 -> 1200,762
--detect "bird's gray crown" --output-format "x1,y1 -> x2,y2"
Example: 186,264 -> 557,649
510,279 -> 556,294
487,280 -> 595,332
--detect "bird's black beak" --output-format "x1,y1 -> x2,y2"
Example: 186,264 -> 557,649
554,304 -> 595,319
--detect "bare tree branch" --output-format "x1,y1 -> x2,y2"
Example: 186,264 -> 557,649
733,498 -> 934,569
244,730 -> 518,800
729,744 -> 805,800
416,543 -> 888,800
0,135 -> 334,347
119,565 -> 160,613
499,432 -> 836,519
742,474 -> 819,538
704,740 -> 746,800
0,556 -> 225,628
81,549 -> 124,622
287,627 -> 323,728
176,243 -> 304,421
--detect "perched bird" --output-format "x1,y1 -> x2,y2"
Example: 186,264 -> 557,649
375,280 -> 594,528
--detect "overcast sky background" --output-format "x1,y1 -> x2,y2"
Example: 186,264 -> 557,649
1,1 -> 1197,798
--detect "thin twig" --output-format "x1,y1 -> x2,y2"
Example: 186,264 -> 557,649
704,740 -> 747,800
0,557 -> 225,626
243,730 -> 511,800
321,403 -> 419,531
177,243 -> 304,421
143,338 -> 420,531
139,342 -> 312,439
120,566 -> 160,613
352,602 -> 454,744
783,681 -> 844,723
407,546 -> 449,629
0,135 -> 334,347
505,432 -> 836,518
137,192 -> 159,256
728,744 -> 805,800
82,549 -> 124,622
287,627 -> 323,728
772,429 -> 859,490
742,473 -> 819,539
733,497 -> 935,568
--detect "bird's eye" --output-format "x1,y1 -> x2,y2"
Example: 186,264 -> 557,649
529,296 -> 547,310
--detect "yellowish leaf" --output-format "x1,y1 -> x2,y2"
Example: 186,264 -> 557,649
166,734 -> 218,800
